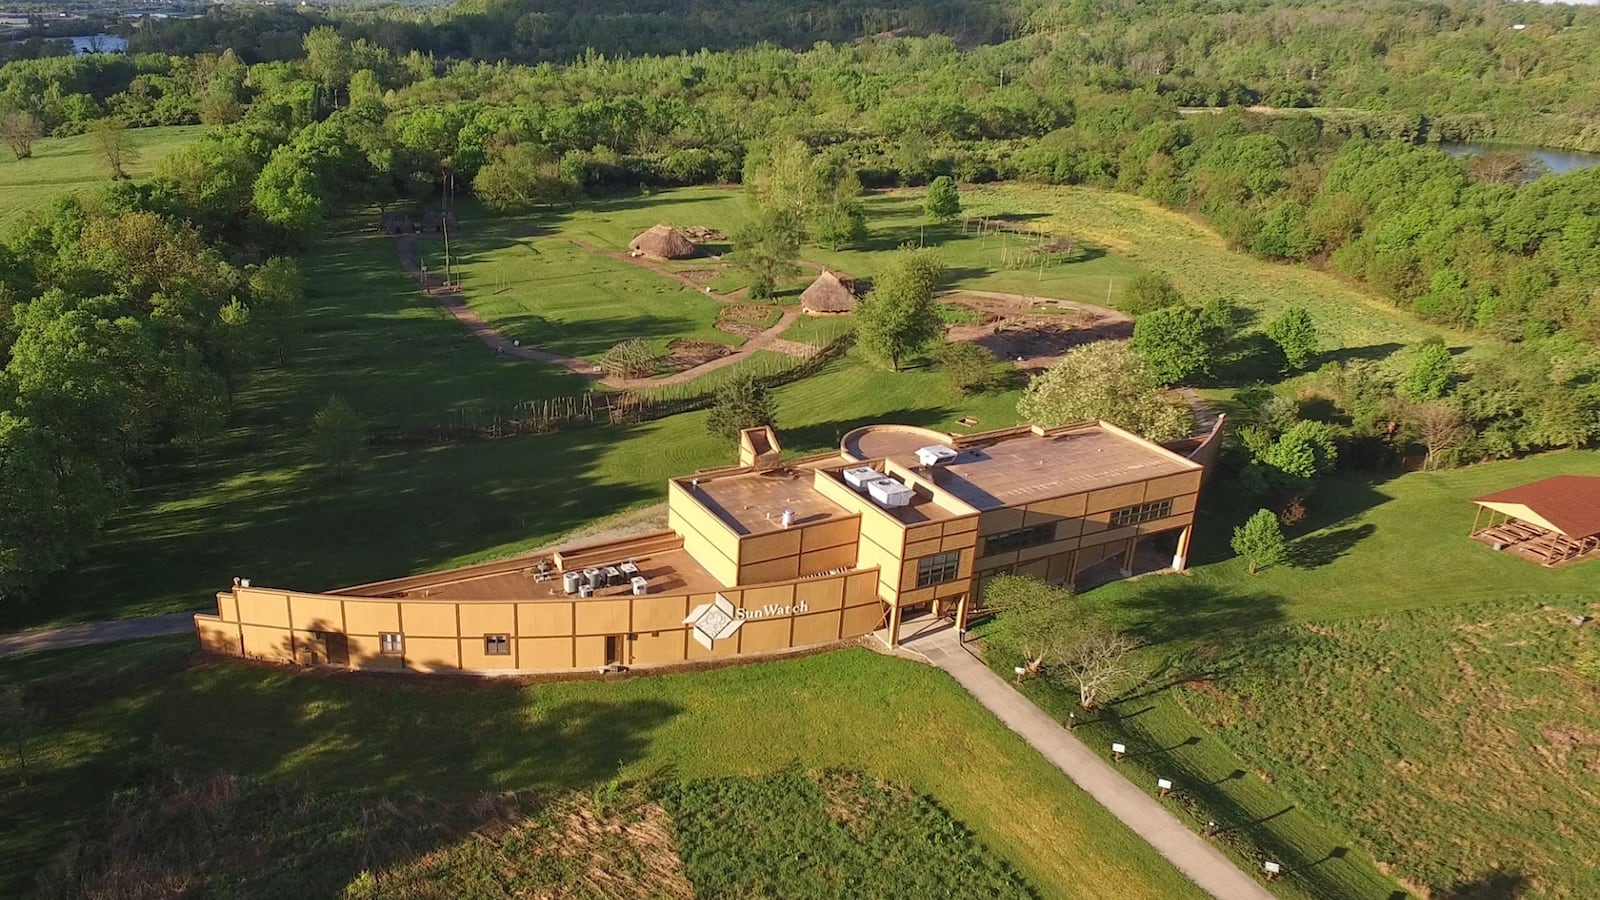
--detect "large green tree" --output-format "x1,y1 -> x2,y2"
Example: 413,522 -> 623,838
1130,304 -> 1213,385
706,373 -> 777,440
856,248 -> 945,371
730,212 -> 802,300
1018,342 -> 1191,442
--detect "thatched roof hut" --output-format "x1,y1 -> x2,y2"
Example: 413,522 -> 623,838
629,224 -> 697,260
800,269 -> 861,316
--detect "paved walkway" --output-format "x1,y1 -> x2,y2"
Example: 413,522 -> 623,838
902,627 -> 1275,900
0,612 -> 195,659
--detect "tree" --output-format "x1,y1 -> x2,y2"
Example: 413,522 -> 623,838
730,212 -> 802,300
1409,400 -> 1473,470
1265,306 -> 1319,371
0,684 -> 38,784
1048,627 -> 1144,710
1130,304 -> 1213,385
1018,342 -> 1192,443
307,396 -> 364,479
706,373 -> 776,440
247,257 -> 305,363
924,175 -> 961,222
982,574 -> 1077,676
598,339 -> 656,379
1121,272 -> 1183,315
1231,509 -> 1287,574
934,341 -> 1001,395
855,248 -> 945,371
303,26 -> 353,107
1406,339 -> 1456,400
0,111 -> 41,161
1253,419 -> 1339,483
473,143 -> 577,211
252,145 -> 327,234
90,118 -> 138,180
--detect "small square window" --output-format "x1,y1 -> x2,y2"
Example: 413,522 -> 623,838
916,551 -> 962,589
379,632 -> 404,655
484,634 -> 510,656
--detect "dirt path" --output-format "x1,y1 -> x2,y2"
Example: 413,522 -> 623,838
391,235 -> 812,390
941,289 -> 1134,372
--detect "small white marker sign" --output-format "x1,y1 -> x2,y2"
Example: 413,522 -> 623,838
1157,778 -> 1174,791
1111,742 -> 1127,754
1264,862 -> 1282,875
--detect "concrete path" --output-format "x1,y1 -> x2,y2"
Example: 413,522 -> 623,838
0,612 -> 195,660
903,628 -> 1275,900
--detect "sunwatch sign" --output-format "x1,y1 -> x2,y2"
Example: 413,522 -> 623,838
683,593 -> 809,649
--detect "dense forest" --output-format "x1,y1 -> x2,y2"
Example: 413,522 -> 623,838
1,0 -> 1598,598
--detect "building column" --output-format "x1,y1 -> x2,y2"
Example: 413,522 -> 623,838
1172,525 -> 1193,572
886,603 -> 903,648
954,593 -> 970,633
1120,535 -> 1139,577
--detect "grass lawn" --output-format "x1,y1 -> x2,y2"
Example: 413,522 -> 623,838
0,125 -> 210,230
978,450 -> 1600,900
1178,597 -> 1600,900
0,640 -> 1204,900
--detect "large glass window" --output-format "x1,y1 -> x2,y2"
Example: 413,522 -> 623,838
984,522 -> 1057,555
1110,499 -> 1174,527
916,551 -> 962,588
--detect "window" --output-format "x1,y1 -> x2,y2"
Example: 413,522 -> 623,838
1110,499 -> 1174,527
916,551 -> 962,588
379,632 -> 404,655
984,522 -> 1057,555
484,634 -> 510,656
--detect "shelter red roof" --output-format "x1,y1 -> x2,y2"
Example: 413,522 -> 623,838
1474,475 -> 1600,538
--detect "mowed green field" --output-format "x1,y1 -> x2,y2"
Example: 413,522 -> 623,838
988,449 -> 1600,900
0,125 -> 210,229
0,641 -> 1205,900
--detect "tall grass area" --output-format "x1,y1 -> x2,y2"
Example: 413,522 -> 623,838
1178,597 -> 1600,900
0,125 -> 210,229
0,641 -> 1204,900
982,450 -> 1600,899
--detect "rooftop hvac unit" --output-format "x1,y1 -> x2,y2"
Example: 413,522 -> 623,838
562,571 -> 582,595
867,477 -> 913,508
915,445 -> 959,467
842,466 -> 881,491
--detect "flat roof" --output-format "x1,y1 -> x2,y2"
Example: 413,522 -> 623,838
679,464 -> 851,536
817,465 -> 965,525
369,546 -> 725,602
918,425 -> 1198,510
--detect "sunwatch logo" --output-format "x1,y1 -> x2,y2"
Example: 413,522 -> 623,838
683,593 -> 809,649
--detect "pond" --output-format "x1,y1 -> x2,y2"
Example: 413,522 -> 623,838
61,34 -> 128,54
1438,141 -> 1600,176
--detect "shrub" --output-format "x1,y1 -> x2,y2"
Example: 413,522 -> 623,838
1121,272 -> 1183,315
1265,306 -> 1319,371
706,373 -> 776,440
934,341 -> 1002,395
1131,304 -> 1213,386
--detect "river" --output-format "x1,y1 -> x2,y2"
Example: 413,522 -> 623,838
1438,141 -> 1600,176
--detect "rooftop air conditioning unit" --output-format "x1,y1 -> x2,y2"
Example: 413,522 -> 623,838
916,445 -> 959,467
842,466 -> 881,491
867,477 -> 913,508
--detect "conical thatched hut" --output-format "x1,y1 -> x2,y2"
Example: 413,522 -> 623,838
800,269 -> 861,316
629,224 -> 697,260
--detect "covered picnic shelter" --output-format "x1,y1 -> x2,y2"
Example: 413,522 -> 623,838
1471,475 -> 1600,567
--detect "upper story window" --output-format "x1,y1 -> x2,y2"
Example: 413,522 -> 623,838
484,634 -> 510,656
1110,499 -> 1174,528
984,522 -> 1057,555
379,632 -> 404,655
916,551 -> 962,589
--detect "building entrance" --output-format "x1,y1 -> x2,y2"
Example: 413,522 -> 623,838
604,635 -> 624,666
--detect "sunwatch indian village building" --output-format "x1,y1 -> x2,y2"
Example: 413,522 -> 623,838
195,418 -> 1224,675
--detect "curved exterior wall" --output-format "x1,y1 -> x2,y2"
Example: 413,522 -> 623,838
194,567 -> 884,675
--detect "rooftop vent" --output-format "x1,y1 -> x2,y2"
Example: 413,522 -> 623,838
842,466 -> 881,491
916,445 -> 959,467
867,477 -> 913,508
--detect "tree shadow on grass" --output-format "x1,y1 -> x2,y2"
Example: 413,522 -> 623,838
1287,523 -> 1376,569
1114,581 -> 1289,651
1317,342 -> 1405,367
1444,870 -> 1530,900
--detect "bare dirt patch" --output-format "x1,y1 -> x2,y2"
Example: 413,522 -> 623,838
715,304 -> 780,337
679,268 -> 722,283
941,289 -> 1132,373
660,339 -> 733,372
